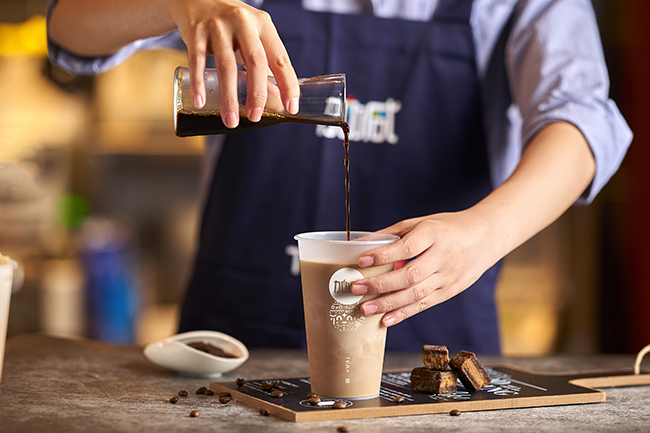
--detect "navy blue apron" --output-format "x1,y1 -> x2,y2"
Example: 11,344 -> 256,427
179,0 -> 502,355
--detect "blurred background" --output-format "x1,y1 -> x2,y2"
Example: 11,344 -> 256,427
0,0 -> 648,355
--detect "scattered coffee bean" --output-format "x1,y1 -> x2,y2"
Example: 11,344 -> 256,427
259,408 -> 271,416
337,427 -> 350,433
260,383 -> 273,391
450,409 -> 461,416
178,390 -> 188,397
204,389 -> 214,396
332,402 -> 347,409
307,396 -> 321,405
169,396 -> 179,404
236,378 -> 246,387
270,390 -> 284,398
394,396 -> 405,403
196,386 -> 207,394
307,392 -> 318,398
270,381 -> 279,388
190,410 -> 200,417
218,392 -> 231,398
219,396 -> 232,404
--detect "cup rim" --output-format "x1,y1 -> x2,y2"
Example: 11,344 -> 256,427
0,260 -> 17,270
294,231 -> 399,244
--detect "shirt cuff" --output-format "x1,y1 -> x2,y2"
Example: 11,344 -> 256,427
46,0 -> 185,76
522,99 -> 633,205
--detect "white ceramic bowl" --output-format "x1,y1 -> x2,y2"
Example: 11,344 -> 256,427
143,330 -> 249,378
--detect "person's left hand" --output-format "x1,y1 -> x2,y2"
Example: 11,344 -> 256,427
350,210 -> 502,327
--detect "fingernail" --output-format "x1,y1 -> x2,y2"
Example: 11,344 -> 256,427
249,107 -> 262,122
351,284 -> 368,296
362,303 -> 378,316
225,112 -> 238,128
193,94 -> 204,109
383,316 -> 395,327
288,98 -> 299,114
358,256 -> 374,268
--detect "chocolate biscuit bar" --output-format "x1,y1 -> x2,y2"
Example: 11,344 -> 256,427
449,350 -> 491,391
422,345 -> 450,370
410,368 -> 458,394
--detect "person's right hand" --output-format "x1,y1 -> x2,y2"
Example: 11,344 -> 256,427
166,0 -> 300,128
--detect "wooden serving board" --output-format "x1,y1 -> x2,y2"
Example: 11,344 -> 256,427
210,365 -> 650,422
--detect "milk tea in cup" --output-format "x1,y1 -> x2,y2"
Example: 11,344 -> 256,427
294,231 -> 398,399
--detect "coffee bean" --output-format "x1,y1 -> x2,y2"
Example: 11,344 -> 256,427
307,396 -> 321,405
270,381 -> 279,388
219,396 -> 232,404
394,396 -> 405,403
169,396 -> 179,404
236,378 -> 246,387
332,402 -> 347,409
260,383 -> 273,391
270,390 -> 284,398
218,392 -> 231,398
190,410 -> 200,417
178,390 -> 188,397
307,392 -> 318,398
204,389 -> 214,396
259,408 -> 270,416
337,427 -> 350,433
450,409 -> 461,416
196,386 -> 207,394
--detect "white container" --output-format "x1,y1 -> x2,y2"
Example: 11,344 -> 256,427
143,330 -> 249,378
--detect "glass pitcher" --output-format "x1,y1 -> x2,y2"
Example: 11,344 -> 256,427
173,66 -> 346,137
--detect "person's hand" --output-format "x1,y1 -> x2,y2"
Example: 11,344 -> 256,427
167,0 -> 300,127
350,211 -> 502,327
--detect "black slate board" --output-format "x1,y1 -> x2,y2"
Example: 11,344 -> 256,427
211,365 -> 650,422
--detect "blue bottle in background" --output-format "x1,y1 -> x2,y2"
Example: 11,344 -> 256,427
81,217 -> 140,344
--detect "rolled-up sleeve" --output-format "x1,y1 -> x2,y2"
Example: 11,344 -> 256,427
506,0 -> 632,204
46,0 -> 186,76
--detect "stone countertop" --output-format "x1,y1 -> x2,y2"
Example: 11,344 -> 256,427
0,334 -> 649,432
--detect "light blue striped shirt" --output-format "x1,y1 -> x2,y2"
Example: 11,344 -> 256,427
47,0 -> 632,204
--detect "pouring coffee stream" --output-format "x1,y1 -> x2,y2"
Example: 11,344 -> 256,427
173,67 -> 352,240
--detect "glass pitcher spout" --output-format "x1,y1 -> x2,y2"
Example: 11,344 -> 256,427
173,66 -> 346,137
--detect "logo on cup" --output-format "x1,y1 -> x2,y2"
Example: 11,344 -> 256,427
330,301 -> 365,332
329,268 -> 364,305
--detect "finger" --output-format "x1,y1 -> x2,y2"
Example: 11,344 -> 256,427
211,35 -> 240,129
375,216 -> 424,237
234,50 -> 246,68
235,25 -> 269,122
186,36 -> 208,109
359,281 -> 434,319
258,17 -> 299,114
358,229 -> 432,268
379,286 -> 453,327
352,250 -> 439,297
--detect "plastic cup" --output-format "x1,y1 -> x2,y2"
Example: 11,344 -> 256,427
294,231 -> 399,399
0,259 -> 16,383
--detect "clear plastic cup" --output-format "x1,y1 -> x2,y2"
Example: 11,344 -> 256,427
174,67 -> 346,136
0,258 -> 17,383
294,231 -> 399,399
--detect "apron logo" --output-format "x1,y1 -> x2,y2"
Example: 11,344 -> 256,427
316,96 -> 401,144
